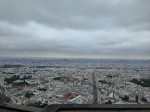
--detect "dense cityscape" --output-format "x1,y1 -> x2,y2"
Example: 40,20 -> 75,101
0,58 -> 150,108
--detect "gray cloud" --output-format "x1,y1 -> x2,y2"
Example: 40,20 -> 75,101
1,0 -> 150,30
0,0 -> 150,59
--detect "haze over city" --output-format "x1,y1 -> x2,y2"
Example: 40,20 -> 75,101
1,1 -> 150,109
0,0 -> 150,59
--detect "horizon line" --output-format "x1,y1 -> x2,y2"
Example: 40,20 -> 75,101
0,56 -> 150,61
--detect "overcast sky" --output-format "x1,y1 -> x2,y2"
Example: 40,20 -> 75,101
0,0 -> 150,59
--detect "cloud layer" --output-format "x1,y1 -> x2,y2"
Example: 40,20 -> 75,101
0,0 -> 150,59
